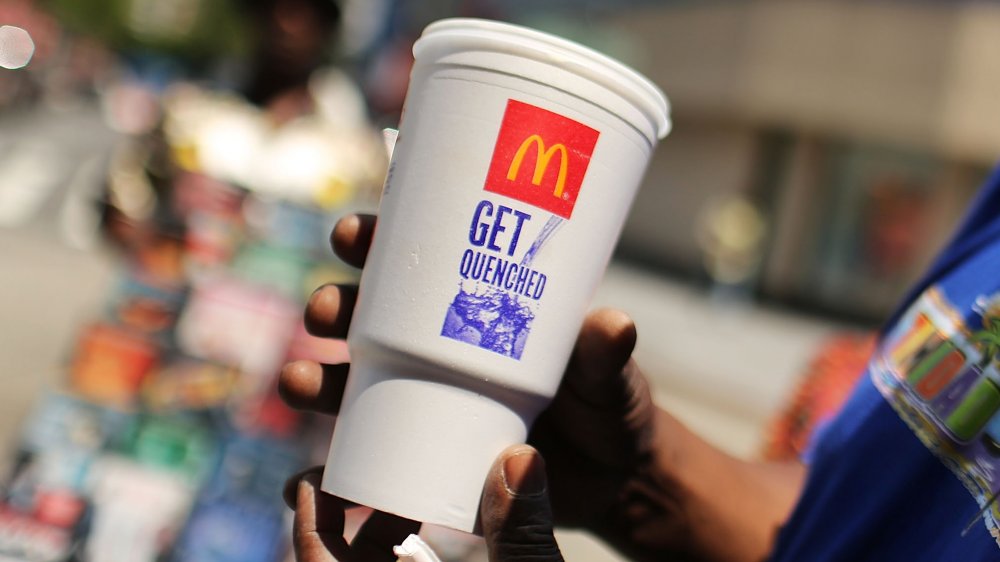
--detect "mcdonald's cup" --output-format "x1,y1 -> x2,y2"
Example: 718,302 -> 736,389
321,18 -> 671,533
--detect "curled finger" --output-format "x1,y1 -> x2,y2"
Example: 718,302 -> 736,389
331,214 -> 377,269
293,473 -> 351,562
278,360 -> 350,415
284,465 -> 325,509
305,284 -> 358,338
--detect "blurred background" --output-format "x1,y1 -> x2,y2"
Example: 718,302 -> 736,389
1,0 -> 999,560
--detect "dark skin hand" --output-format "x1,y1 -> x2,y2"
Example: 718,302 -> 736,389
280,213 -> 807,562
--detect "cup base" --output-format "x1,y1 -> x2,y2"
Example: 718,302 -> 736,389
321,359 -> 540,533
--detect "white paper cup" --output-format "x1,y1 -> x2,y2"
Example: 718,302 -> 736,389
322,18 -> 670,533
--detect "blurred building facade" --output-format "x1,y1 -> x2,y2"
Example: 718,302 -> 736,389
609,0 -> 1000,321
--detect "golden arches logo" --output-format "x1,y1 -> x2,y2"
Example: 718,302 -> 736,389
484,100 -> 599,218
506,135 -> 569,198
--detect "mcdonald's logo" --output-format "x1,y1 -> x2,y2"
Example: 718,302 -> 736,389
507,135 -> 569,198
484,100 -> 599,219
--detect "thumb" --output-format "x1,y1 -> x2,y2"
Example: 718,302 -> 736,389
481,445 -> 565,562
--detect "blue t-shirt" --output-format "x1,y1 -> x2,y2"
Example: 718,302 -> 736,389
771,166 -> 1000,560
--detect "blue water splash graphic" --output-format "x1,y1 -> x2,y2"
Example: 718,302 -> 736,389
441,287 -> 534,359
520,215 -> 563,268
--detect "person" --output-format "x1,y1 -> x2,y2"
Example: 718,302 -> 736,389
241,0 -> 342,113
278,165 -> 1000,561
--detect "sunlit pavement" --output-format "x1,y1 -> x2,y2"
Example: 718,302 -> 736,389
595,263 -> 841,458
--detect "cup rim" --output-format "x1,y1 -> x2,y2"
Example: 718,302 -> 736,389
415,18 -> 671,141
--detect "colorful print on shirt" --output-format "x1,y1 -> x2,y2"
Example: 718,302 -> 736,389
872,236 -> 1000,545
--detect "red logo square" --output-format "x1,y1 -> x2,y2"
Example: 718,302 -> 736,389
483,100 -> 599,219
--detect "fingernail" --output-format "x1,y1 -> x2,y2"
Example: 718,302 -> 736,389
502,450 -> 546,496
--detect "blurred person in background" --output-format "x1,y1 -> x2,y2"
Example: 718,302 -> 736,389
100,0 -> 383,245
94,0 -> 387,436
15,0 -> 387,560
241,0 -> 343,118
